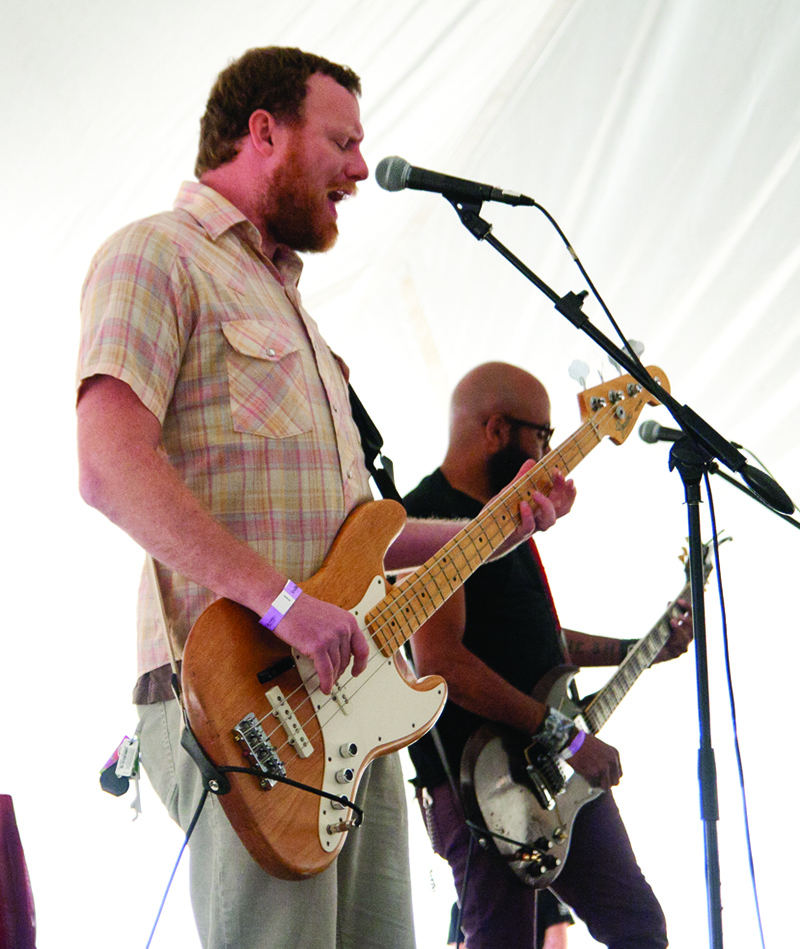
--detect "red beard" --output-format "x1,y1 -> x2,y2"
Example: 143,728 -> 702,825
261,141 -> 341,253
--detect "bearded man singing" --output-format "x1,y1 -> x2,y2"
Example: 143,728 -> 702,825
76,47 -> 575,949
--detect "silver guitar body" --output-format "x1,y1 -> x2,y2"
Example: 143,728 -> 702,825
460,666 -> 603,888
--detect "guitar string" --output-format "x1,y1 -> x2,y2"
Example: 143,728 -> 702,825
244,424 -> 584,747
239,410 -> 611,759
238,394 -> 643,764
237,486 -> 564,761
241,413 -> 609,760
363,420 -> 598,656
583,580 -> 691,731
584,619 -> 670,732
239,452 -> 562,750
365,381 -> 649,657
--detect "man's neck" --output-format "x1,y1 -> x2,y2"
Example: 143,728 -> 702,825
199,173 -> 279,260
439,459 -> 491,504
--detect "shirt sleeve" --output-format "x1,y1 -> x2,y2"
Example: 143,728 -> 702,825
77,219 -> 191,423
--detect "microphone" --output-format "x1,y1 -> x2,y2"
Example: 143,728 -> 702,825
638,420 -> 686,444
375,156 -> 536,207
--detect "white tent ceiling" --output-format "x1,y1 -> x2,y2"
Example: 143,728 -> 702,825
3,2 -> 799,947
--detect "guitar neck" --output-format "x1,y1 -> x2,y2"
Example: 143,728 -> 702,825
367,416 -> 606,656
582,579 -> 691,734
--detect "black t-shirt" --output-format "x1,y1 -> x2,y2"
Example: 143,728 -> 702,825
404,469 -> 564,787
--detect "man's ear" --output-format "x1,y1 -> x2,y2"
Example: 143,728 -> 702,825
484,413 -> 511,452
248,110 -> 279,157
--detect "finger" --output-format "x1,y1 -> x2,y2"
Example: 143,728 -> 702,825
350,626 -> 370,676
315,652 -> 334,695
330,638 -> 346,682
561,479 -> 577,514
512,459 -> 537,481
517,499 -> 535,535
532,494 -> 557,531
548,470 -> 577,518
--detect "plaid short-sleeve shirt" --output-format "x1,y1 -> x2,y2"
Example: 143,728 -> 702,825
78,182 -> 372,686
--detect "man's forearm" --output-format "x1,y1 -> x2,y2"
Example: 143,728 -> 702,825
77,376 -> 284,616
562,628 -> 630,666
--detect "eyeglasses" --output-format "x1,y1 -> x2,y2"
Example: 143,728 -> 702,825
503,416 -> 555,451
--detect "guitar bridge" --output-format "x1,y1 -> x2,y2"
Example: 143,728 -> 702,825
524,741 -> 568,811
233,713 -> 287,788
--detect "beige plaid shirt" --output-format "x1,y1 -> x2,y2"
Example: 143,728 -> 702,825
78,182 -> 372,688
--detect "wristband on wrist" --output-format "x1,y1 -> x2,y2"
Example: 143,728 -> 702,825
534,706 -> 575,756
560,727 -> 586,760
259,580 -> 302,631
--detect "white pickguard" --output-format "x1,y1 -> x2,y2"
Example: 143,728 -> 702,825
294,575 -> 447,852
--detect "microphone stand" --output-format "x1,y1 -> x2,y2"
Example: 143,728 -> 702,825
445,197 -> 795,949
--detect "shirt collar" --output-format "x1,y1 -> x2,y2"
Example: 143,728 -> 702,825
173,180 -> 304,285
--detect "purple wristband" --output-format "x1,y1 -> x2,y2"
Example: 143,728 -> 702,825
259,580 -> 302,631
561,728 -> 586,760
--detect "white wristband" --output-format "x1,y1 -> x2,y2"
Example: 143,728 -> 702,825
259,580 -> 302,631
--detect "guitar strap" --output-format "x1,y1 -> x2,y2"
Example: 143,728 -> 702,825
348,384 -> 402,502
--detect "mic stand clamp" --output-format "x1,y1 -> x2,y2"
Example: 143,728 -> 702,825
448,198 -> 492,241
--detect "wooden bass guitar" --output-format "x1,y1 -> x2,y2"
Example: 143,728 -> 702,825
460,538 -> 715,888
180,367 -> 668,879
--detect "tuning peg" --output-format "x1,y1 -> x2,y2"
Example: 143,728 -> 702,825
568,360 -> 590,388
609,340 -> 645,374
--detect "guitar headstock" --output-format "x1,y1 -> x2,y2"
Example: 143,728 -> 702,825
576,366 -> 670,445
680,533 -> 731,587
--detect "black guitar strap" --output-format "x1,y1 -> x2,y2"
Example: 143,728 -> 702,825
348,384 -> 402,503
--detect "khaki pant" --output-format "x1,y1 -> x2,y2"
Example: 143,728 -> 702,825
137,700 -> 415,949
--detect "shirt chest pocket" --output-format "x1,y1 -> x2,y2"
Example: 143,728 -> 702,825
222,320 -> 313,438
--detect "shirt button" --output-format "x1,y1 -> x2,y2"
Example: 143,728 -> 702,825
347,471 -> 353,479
267,348 -> 276,357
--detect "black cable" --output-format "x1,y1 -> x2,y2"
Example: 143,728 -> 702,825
464,818 -> 535,852
535,202 -> 649,376
217,765 -> 364,825
455,830 -> 476,948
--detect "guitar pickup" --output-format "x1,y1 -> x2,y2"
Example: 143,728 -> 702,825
266,687 -> 313,758
233,713 -> 287,789
525,767 -> 558,811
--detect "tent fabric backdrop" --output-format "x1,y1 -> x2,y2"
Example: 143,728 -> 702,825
2,1 -> 798,946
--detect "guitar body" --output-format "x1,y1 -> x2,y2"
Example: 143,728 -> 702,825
460,666 -> 603,889
459,531 -> 711,890
181,500 -> 447,880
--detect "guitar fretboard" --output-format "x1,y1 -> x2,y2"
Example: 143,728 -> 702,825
366,414 -> 607,656
583,580 -> 692,734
